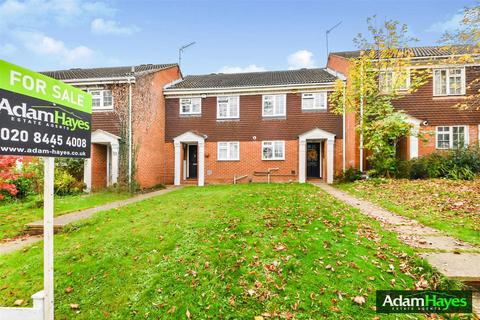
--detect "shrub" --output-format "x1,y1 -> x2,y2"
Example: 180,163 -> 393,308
337,167 -> 363,182
54,169 -> 84,196
396,146 -> 480,180
0,156 -> 36,201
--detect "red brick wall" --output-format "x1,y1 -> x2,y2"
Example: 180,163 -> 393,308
91,143 -> 107,190
164,139 -> 343,185
134,67 -> 181,188
327,54 -> 358,170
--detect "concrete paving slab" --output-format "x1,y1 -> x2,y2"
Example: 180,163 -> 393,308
386,224 -> 442,235
0,236 -> 43,255
400,235 -> 476,251
420,253 -> 480,281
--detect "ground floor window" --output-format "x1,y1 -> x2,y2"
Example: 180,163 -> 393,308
262,141 -> 285,160
217,141 -> 239,161
436,125 -> 468,149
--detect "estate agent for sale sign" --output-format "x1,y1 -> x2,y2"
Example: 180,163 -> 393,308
0,59 -> 92,158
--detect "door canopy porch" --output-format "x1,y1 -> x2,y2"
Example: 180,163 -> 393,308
173,131 -> 205,186
84,129 -> 120,192
298,128 -> 336,184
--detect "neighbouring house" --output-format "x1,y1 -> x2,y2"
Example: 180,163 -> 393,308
41,64 -> 181,191
163,69 -> 345,185
327,45 -> 480,171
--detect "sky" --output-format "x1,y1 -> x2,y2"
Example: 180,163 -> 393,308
0,0 -> 475,75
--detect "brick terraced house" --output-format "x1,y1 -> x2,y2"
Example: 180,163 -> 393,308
163,69 -> 345,185
327,45 -> 480,171
42,64 -> 181,190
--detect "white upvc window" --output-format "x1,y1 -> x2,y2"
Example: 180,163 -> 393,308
436,125 -> 469,149
262,94 -> 286,117
89,89 -> 113,110
217,141 -> 240,161
301,92 -> 327,110
379,70 -> 410,93
180,97 -> 202,115
217,96 -> 239,119
262,140 -> 285,160
433,68 -> 466,96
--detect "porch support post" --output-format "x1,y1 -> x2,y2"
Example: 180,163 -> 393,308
298,139 -> 306,183
198,141 -> 205,186
111,143 -> 119,185
406,117 -> 421,159
174,141 -> 181,186
83,157 -> 92,192
326,138 -> 334,184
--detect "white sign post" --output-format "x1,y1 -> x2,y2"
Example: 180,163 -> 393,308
43,157 -> 55,320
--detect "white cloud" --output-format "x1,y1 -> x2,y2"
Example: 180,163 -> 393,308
427,12 -> 463,33
0,43 -> 17,56
218,64 -> 266,73
91,18 -> 140,36
287,50 -> 316,70
0,0 -> 116,31
14,30 -> 94,65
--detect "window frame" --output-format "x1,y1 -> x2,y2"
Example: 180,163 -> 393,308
179,97 -> 202,115
301,92 -> 328,111
436,125 -> 469,149
217,141 -> 240,161
433,67 -> 466,96
88,89 -> 114,111
262,94 -> 287,117
261,140 -> 285,161
378,69 -> 410,94
216,96 -> 240,119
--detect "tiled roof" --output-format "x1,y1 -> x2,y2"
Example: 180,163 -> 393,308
331,45 -> 475,59
166,68 -> 337,90
41,63 -> 177,81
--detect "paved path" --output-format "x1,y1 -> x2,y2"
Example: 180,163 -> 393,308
0,186 -> 181,255
313,183 -> 480,315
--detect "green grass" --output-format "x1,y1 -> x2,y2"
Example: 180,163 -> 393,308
0,184 -> 462,319
0,190 -> 131,240
336,179 -> 480,247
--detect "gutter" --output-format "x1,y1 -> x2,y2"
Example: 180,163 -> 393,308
164,82 -> 337,97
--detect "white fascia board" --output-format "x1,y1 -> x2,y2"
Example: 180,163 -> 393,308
64,77 -> 136,86
164,83 -> 336,97
325,68 -> 347,81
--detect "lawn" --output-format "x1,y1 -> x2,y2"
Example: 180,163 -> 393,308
0,184 -> 462,319
0,190 -> 131,241
336,179 -> 480,246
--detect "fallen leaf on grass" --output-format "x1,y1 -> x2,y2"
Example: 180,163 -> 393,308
70,304 -> 80,310
65,287 -> 74,293
352,296 -> 366,305
14,299 -> 24,306
186,309 -> 191,319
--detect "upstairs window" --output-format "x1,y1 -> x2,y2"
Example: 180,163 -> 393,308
433,68 -> 465,96
217,96 -> 239,119
180,97 -> 201,115
436,126 -> 468,149
217,141 -> 240,161
301,92 -> 327,110
262,141 -> 285,160
89,89 -> 113,110
379,70 -> 410,94
262,94 -> 286,117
